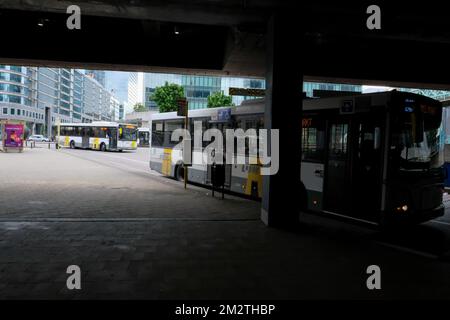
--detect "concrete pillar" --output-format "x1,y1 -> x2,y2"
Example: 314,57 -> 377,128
261,13 -> 302,227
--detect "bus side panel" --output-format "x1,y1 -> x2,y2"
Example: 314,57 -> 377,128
72,136 -> 82,148
301,162 -> 324,212
58,136 -> 80,148
229,164 -> 246,195
188,165 -> 207,185
117,140 -> 138,150
190,151 -> 208,184
89,137 -> 109,150
150,146 -> 165,173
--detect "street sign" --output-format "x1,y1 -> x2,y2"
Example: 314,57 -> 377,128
229,87 -> 265,97
340,100 -> 354,114
217,108 -> 232,122
177,98 -> 188,116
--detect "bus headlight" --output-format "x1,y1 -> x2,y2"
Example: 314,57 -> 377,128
396,205 -> 408,212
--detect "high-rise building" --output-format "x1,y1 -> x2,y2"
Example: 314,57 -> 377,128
104,71 -> 129,105
118,104 -> 125,121
303,82 -> 362,97
126,72 -> 362,115
85,70 -> 106,87
0,65 -> 119,138
110,96 -> 120,122
140,73 -> 266,111
127,72 -> 145,108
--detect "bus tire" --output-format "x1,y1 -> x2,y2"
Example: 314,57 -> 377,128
100,143 -> 107,152
70,140 -> 75,149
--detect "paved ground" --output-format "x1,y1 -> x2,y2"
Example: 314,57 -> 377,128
1,147 -> 450,299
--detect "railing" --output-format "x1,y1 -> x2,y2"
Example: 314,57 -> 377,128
24,140 -> 58,149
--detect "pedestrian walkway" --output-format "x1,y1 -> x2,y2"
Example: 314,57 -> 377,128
0,148 -> 259,220
1,148 -> 450,299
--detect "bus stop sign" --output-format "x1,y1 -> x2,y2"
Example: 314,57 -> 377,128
177,98 -> 188,116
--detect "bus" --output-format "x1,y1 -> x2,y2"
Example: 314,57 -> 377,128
57,122 -> 138,151
150,91 -> 445,225
138,127 -> 150,147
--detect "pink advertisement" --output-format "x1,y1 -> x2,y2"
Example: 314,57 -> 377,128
4,123 -> 24,148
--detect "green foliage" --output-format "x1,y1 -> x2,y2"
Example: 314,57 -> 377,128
152,82 -> 185,113
207,91 -> 233,108
133,103 -> 147,112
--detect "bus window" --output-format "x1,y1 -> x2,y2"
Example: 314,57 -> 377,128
302,118 -> 325,162
119,126 -> 137,141
329,123 -> 348,156
164,120 -> 184,147
152,121 -> 164,147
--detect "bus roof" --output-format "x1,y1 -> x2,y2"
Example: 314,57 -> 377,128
59,121 -> 137,128
150,91 -> 441,122
303,90 -> 441,111
151,102 -> 265,121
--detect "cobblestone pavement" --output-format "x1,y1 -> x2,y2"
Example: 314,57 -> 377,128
1,148 -> 450,299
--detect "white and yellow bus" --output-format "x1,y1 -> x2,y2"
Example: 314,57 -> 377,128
150,101 -> 265,198
150,91 -> 445,225
57,122 -> 138,152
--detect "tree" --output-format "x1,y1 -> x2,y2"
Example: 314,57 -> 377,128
152,82 -> 185,113
207,91 -> 233,108
133,103 -> 147,112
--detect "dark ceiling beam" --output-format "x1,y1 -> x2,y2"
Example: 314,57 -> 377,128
0,0 -> 289,27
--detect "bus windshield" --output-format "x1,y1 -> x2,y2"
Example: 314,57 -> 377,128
391,102 -> 444,172
119,126 -> 137,141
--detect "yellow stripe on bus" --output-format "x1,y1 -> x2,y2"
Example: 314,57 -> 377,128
93,138 -> 100,150
162,148 -> 172,176
64,136 -> 69,147
245,164 -> 262,197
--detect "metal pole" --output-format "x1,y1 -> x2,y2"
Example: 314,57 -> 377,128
56,118 -> 60,150
184,109 -> 188,189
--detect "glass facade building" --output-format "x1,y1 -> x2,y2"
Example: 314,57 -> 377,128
128,72 -> 361,113
128,72 -> 267,112
0,65 -> 119,138
303,82 -> 362,97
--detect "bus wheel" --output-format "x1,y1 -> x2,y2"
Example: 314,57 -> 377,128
100,143 -> 107,152
70,141 -> 75,149
175,165 -> 185,181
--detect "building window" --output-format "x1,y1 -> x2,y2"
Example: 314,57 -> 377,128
2,108 -> 7,114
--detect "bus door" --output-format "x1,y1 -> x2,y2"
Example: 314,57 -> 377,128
82,128 -> 90,148
205,122 -> 232,188
108,128 -> 118,150
349,113 -> 383,222
323,120 -> 351,214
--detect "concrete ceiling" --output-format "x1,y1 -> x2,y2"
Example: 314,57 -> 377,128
2,2 -> 450,89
